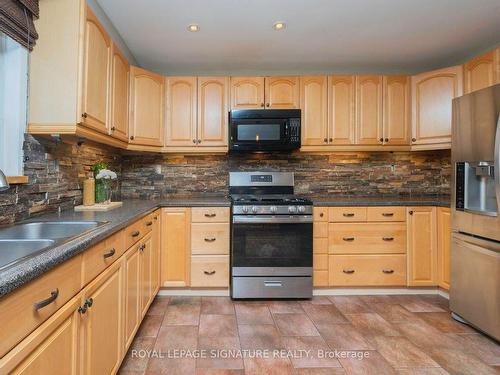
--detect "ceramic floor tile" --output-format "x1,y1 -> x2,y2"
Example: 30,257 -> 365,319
300,296 -> 333,305
274,313 -> 320,337
238,324 -> 284,350
120,337 -> 156,372
154,325 -> 198,352
163,304 -> 201,325
137,315 -> 164,337
201,297 -> 235,315
267,300 -> 305,314
195,370 -> 244,375
281,336 -> 342,369
396,368 -> 450,375
243,357 -> 294,375
346,313 -> 400,337
371,303 -> 418,323
448,333 -> 500,366
416,312 -> 476,333
395,296 -> 445,313
169,296 -> 201,306
118,370 -> 145,375
328,296 -> 373,314
147,297 -> 170,316
338,350 -> 397,375
315,323 -> 376,351
294,369 -> 347,375
196,336 -> 244,370
359,295 -> 397,304
395,320 -> 459,349
146,358 -> 196,375
235,304 -> 273,325
199,314 -> 238,337
301,304 -> 349,325
372,336 -> 440,369
427,347 -> 498,375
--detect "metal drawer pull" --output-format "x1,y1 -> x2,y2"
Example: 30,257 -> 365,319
131,230 -> 140,237
319,213 -> 324,217
343,237 -> 355,242
343,213 -> 355,217
205,213 -> 216,218
204,237 -> 216,242
382,237 -> 394,241
146,221 -> 153,226
139,244 -> 146,252
103,248 -> 116,259
382,213 -> 394,217
85,298 -> 93,308
264,281 -> 283,287
204,270 -> 216,275
343,269 -> 355,274
382,269 -> 394,274
34,288 -> 59,310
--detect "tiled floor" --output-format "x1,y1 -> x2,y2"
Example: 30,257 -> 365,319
119,295 -> 500,375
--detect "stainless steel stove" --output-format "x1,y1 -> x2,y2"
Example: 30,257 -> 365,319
229,172 -> 313,299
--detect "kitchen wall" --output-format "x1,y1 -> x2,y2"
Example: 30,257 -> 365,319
0,135 -> 122,225
120,150 -> 451,199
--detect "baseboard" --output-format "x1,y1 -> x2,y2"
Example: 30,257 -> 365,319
158,288 -> 230,296
437,288 -> 450,299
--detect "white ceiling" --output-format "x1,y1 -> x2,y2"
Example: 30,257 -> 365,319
96,0 -> 500,75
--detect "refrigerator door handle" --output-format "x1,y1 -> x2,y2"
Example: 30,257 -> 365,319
495,113 -> 500,211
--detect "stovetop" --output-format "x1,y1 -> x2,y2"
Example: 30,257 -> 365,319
231,195 -> 313,206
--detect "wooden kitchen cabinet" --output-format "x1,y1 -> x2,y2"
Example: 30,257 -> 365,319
161,208 -> 191,287
265,76 -> 300,109
165,76 -> 197,147
313,207 -> 329,287
129,66 -> 165,147
355,75 -> 383,145
79,260 -> 123,375
300,76 -> 328,146
231,77 -> 265,109
407,207 -> 438,286
411,65 -> 463,149
140,234 -> 153,318
197,77 -> 229,147
464,48 -> 500,94
124,242 -> 141,349
383,76 -> 410,145
328,76 -> 356,145
109,44 -> 130,142
151,211 -> 161,296
437,207 -> 451,290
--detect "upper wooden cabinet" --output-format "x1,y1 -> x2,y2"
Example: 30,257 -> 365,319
328,76 -> 355,145
165,77 -> 197,147
300,76 -> 328,146
411,65 -> 463,148
464,48 -> 500,94
265,76 -> 300,109
231,76 -> 299,109
129,66 -> 165,147
197,77 -> 229,146
231,77 -> 265,109
383,76 -> 410,145
355,75 -> 383,145
110,44 -> 129,142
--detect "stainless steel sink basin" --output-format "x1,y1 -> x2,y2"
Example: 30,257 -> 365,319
0,239 -> 55,270
0,221 -> 104,240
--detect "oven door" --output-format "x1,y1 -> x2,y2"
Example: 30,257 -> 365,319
229,118 -> 290,151
231,215 -> 313,276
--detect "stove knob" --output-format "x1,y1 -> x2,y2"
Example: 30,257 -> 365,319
251,206 -> 258,214
270,206 -> 277,214
298,206 -> 305,213
288,206 -> 297,214
242,206 -> 249,213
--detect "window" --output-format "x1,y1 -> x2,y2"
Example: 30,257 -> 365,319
0,31 -> 28,176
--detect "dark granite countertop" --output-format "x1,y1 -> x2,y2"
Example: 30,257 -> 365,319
305,195 -> 451,208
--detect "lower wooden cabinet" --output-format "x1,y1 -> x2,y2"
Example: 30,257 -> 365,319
313,207 -> 329,287
140,233 -> 153,317
151,212 -> 161,296
124,242 -> 141,349
407,206 -> 438,286
437,207 -> 451,290
191,255 -> 229,287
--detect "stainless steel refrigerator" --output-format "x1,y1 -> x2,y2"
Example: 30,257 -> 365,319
451,83 -> 500,341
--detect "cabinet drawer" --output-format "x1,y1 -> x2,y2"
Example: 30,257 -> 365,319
313,207 -> 328,222
313,270 -> 329,287
314,237 -> 328,254
367,207 -> 406,222
191,223 -> 230,255
329,254 -> 407,286
0,255 -> 82,358
191,255 -> 229,287
191,207 -> 229,223
314,254 -> 328,270
329,223 -> 407,254
329,207 -> 367,222
124,216 -> 151,249
314,222 -> 328,238
142,213 -> 155,232
82,230 -> 125,286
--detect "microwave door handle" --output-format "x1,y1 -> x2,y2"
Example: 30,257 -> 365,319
495,112 -> 500,211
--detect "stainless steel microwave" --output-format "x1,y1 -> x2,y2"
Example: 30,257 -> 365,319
229,109 -> 301,152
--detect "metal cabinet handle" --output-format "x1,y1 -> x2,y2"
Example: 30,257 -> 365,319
411,138 -> 416,142
260,103 -> 264,107
131,230 -> 140,237
130,136 -> 134,140
198,140 -> 202,144
319,213 -> 324,217
343,269 -> 355,274
204,270 -> 216,275
204,213 -> 216,218
193,139 -> 196,143
139,244 -> 145,252
382,213 -> 394,217
385,138 -> 389,142
323,138 -> 328,143
82,112 -> 88,118
382,237 -> 394,241
204,237 -> 216,242
78,305 -> 87,314
103,248 -> 116,259
382,269 -> 394,274
85,298 -> 93,308
342,237 -> 355,242
146,221 -> 153,227
343,213 -> 355,217
409,210 -> 413,215
34,288 -> 59,310
266,103 -> 270,107
111,126 -> 116,131
379,138 -> 383,142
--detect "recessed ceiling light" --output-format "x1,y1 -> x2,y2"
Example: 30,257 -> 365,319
187,24 -> 200,32
273,22 -> 286,31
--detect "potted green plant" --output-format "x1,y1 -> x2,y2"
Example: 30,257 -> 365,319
91,162 -> 117,204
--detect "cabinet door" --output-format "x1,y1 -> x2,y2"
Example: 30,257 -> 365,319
407,207 -> 437,286
129,66 -> 165,146
110,43 -> 129,142
383,76 -> 410,145
355,75 -> 383,145
411,65 -> 463,146
230,77 -> 265,109
464,49 -> 499,94
0,297 -> 80,375
198,77 -> 229,147
328,76 -> 355,145
140,234 -> 153,317
124,244 -> 140,349
300,76 -> 328,146
80,261 -> 123,375
437,207 -> 451,290
151,211 -> 161,296
81,6 -> 110,134
161,208 -> 191,287
265,76 -> 299,109
165,76 -> 197,147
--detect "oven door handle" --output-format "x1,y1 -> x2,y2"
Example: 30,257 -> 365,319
232,216 -> 313,224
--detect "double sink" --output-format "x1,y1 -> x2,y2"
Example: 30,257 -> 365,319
0,221 -> 107,270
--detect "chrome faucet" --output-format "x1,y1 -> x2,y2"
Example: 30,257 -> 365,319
0,169 -> 10,191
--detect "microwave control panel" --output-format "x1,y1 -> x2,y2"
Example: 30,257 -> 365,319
289,118 -> 301,144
